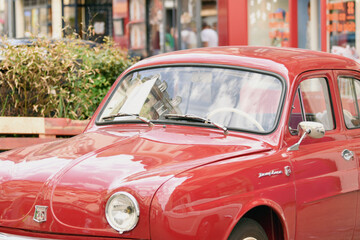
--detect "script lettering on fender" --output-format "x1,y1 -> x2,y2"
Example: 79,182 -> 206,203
258,170 -> 283,178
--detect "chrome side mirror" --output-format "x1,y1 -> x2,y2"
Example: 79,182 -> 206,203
287,121 -> 325,151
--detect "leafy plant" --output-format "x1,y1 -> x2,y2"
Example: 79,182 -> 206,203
0,36 -> 137,119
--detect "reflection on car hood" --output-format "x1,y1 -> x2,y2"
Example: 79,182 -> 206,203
0,125 -> 271,236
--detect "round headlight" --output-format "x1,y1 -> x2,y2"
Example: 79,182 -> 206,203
105,192 -> 140,234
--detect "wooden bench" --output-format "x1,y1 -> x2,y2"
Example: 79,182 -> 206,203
0,117 -> 89,151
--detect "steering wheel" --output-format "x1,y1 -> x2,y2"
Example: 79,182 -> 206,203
207,107 -> 265,131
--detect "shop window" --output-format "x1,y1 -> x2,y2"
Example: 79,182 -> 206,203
63,0 -> 76,4
113,0 -> 127,38
0,0 -> 7,35
200,0 -> 217,47
248,0 -> 289,47
327,0 -> 358,60
180,1 -> 197,49
145,0 -> 216,57
63,6 -> 76,34
24,0 -> 51,37
63,7 -> 87,38
163,0 -> 178,52
63,0 -> 112,41
113,18 -> 124,36
148,0 -> 216,55
148,0 -> 163,55
128,0 -> 146,57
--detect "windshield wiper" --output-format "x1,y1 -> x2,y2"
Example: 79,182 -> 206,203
164,114 -> 209,123
102,112 -> 153,127
164,114 -> 228,135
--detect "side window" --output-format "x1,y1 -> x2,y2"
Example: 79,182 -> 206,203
338,77 -> 360,128
289,78 -> 334,134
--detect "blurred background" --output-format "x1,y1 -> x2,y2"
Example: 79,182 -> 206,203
1,0 -> 359,59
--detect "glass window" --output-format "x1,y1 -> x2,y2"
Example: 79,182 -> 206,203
98,67 -> 283,133
23,0 -> 51,37
63,0 -> 112,41
63,6 -> 76,35
248,0 -> 289,47
145,0 -> 216,56
0,0 -> 7,35
180,0 -> 198,49
328,0 -> 359,60
289,89 -> 304,134
31,8 -> 39,35
201,0 -> 217,47
338,77 -> 360,128
289,78 -> 334,134
163,0 -> 178,52
63,0 -> 76,5
24,10 -> 32,36
63,6 -> 86,38
129,0 -> 146,57
148,0 -> 163,55
39,8 -> 48,37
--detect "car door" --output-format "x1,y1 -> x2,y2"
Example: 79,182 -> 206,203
335,70 -> 360,239
285,71 -> 358,239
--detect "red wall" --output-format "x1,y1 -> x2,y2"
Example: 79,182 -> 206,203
289,0 -> 298,47
218,0 -> 248,46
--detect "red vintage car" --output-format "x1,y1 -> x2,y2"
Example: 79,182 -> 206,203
1,46 -> 360,240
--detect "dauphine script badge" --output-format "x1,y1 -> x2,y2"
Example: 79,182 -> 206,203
258,166 -> 292,178
33,205 -> 48,223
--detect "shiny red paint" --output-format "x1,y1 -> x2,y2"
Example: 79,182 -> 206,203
1,47 -> 360,240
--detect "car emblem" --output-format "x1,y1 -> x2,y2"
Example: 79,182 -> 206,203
33,205 -> 48,223
258,169 -> 283,178
284,166 -> 292,177
258,166 -> 292,178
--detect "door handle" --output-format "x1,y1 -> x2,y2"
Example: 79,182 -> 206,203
342,149 -> 354,161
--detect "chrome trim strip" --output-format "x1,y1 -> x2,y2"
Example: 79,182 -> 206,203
0,232 -> 56,240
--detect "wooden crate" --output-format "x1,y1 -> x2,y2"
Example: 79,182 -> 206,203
0,117 -> 89,151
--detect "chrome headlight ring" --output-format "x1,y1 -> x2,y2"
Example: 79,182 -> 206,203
105,191 -> 140,234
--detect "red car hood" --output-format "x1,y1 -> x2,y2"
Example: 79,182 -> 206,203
0,125 -> 271,237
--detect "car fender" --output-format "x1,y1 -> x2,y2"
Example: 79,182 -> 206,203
226,197 -> 292,240
150,151 -> 295,240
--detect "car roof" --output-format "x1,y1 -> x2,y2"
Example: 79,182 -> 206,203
131,46 -> 360,80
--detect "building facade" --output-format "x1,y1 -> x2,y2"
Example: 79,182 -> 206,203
119,0 -> 218,58
221,0 -> 359,57
114,0 -> 359,59
2,0 -> 359,61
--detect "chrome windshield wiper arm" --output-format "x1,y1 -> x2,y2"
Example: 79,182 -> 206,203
210,121 -> 229,135
164,114 -> 209,123
102,112 -> 153,127
163,114 -> 228,135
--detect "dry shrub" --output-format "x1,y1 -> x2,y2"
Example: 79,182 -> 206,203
0,36 -> 137,119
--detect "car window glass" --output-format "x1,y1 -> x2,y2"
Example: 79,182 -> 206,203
338,77 -> 360,128
98,67 -> 284,133
289,77 -> 334,134
289,89 -> 303,134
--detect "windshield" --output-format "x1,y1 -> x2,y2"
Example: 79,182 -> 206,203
97,66 -> 284,133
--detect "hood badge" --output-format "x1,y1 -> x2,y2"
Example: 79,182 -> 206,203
258,166 -> 292,178
33,205 -> 48,223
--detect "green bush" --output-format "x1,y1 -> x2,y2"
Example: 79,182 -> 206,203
0,36 -> 137,120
